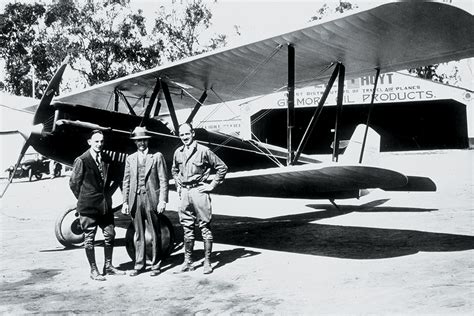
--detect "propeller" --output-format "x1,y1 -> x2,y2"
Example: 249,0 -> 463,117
1,139 -> 31,197
1,57 -> 69,198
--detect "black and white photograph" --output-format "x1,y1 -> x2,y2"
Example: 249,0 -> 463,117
0,0 -> 473,314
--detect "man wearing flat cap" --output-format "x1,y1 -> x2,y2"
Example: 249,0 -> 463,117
122,126 -> 169,277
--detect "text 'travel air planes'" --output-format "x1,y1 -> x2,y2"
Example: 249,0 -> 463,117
1,1 -> 473,258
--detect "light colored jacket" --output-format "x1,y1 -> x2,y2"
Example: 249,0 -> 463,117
122,151 -> 169,211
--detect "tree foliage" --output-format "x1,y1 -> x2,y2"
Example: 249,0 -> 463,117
309,1 -> 357,22
153,0 -> 227,62
0,3 -> 46,97
407,64 -> 463,85
0,0 -> 227,97
43,0 -> 163,87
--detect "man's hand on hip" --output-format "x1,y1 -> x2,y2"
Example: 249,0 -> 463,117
198,183 -> 214,193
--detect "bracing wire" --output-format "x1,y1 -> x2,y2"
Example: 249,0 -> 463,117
229,44 -> 284,96
196,43 -> 284,128
249,132 -> 284,167
104,92 -> 114,111
250,62 -> 336,127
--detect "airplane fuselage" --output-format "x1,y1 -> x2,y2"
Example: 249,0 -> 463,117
32,102 -> 287,181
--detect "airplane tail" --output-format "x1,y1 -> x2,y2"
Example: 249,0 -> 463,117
339,124 -> 380,165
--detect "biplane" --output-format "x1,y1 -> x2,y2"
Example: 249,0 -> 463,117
1,1 -> 473,258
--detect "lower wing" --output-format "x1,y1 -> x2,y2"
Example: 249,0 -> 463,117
213,164 -> 436,199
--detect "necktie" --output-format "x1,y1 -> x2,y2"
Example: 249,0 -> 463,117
96,154 -> 104,180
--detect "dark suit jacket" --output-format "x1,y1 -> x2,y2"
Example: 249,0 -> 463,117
69,150 -> 113,216
122,151 -> 169,212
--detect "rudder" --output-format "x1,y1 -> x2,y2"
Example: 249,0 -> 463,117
339,124 -> 380,164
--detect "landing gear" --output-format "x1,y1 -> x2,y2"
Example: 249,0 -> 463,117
54,207 -> 84,247
54,206 -> 176,260
125,214 -> 175,262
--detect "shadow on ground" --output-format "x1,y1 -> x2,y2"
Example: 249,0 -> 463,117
47,200 -> 474,261
179,200 -> 474,260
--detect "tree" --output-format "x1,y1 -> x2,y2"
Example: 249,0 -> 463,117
407,63 -> 463,85
0,0 -> 163,95
40,0 -> 164,87
0,3 -> 46,97
309,1 -> 357,22
152,0 -> 227,62
0,0 -> 229,97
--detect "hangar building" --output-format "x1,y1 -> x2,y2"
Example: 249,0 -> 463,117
237,72 -> 473,153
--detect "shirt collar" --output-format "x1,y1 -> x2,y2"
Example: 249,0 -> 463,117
181,141 -> 197,152
138,148 -> 149,156
89,149 -> 100,160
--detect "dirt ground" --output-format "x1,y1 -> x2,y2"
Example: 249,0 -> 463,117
0,150 -> 472,315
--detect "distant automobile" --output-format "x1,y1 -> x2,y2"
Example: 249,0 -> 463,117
5,153 -> 62,181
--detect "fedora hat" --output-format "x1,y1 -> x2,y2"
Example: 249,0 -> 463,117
130,126 -> 151,140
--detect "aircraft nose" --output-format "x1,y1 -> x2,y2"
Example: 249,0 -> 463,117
18,123 -> 45,141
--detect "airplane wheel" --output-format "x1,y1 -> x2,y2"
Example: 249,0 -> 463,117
125,214 -> 175,262
35,173 -> 42,180
55,207 -> 84,248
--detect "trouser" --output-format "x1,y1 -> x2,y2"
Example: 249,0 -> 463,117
132,193 -> 161,270
178,187 -> 213,241
80,213 -> 115,251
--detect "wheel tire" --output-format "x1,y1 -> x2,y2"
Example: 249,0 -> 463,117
54,170 -> 61,177
54,207 -> 84,248
125,214 -> 175,262
35,173 -> 42,180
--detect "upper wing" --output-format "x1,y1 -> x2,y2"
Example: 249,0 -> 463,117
212,163 -> 436,199
55,1 -> 473,114
0,93 -> 37,114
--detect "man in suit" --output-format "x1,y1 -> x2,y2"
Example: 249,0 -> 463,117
121,126 -> 169,277
69,130 -> 125,281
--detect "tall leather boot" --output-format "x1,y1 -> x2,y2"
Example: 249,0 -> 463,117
103,246 -> 125,275
86,248 -> 105,281
203,239 -> 213,274
180,239 -> 195,272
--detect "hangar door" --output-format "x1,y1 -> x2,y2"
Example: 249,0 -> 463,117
251,99 -> 468,154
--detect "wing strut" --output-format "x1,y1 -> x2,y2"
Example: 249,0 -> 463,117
154,99 -> 162,117
287,44 -> 295,166
114,89 -> 119,112
292,63 -> 339,164
186,90 -> 208,124
332,63 -> 345,162
114,89 -> 137,116
359,68 -> 380,163
161,79 -> 180,133
140,78 -> 161,126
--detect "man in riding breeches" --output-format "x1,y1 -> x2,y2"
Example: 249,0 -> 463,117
179,184 -> 214,241
172,123 -> 227,274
